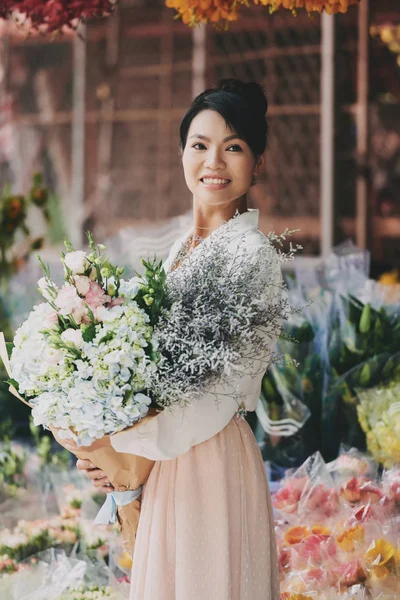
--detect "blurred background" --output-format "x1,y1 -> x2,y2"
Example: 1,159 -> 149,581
1,5 -> 400,594
0,0 -> 398,271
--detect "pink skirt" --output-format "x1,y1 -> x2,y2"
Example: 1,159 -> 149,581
130,416 -> 280,600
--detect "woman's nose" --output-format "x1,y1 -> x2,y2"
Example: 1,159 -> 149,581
204,150 -> 225,170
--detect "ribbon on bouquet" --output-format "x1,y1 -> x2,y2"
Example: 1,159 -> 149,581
94,486 -> 143,525
0,332 -> 31,407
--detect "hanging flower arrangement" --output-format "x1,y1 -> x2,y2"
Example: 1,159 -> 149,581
0,0 -> 116,33
166,0 -> 360,26
253,0 -> 360,15
165,0 -> 247,27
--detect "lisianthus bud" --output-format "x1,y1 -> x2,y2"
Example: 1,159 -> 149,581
101,266 -> 112,279
143,295 -> 154,306
107,284 -> 116,297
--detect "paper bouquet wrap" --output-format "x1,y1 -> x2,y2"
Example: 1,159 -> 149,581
73,422 -> 155,557
0,333 -> 154,557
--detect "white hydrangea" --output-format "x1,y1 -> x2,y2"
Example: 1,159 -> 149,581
10,296 -> 156,446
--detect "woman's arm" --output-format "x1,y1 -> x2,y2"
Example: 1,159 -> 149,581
110,371 -> 259,460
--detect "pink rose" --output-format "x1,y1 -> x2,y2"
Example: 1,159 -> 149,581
85,281 -> 111,309
273,478 -> 307,514
109,297 -> 124,308
334,560 -> 366,587
55,284 -> 83,315
73,275 -> 91,296
294,534 -> 337,563
44,310 -> 58,327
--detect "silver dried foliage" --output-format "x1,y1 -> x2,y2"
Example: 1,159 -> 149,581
149,220 -> 302,409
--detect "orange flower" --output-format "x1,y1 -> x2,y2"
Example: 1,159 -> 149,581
364,539 -> 395,568
336,525 -> 364,552
253,0 -> 359,15
165,0 -> 245,26
284,526 -> 310,545
281,594 -> 313,600
311,525 -> 331,536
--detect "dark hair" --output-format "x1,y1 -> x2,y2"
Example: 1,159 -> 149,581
179,79 -> 268,157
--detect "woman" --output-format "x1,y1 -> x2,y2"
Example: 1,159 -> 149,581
69,79 -> 281,599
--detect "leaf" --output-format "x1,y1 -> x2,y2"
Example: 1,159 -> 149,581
82,324 -> 96,343
6,378 -> 20,391
5,342 -> 14,359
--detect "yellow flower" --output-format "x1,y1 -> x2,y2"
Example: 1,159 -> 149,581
379,270 -> 400,285
336,525 -> 364,552
364,539 -> 395,568
118,551 -> 132,570
369,565 -> 390,581
253,0 -> 359,15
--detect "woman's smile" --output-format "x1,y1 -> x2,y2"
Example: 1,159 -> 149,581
200,175 -> 231,190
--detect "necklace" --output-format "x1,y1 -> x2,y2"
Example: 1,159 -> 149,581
170,233 -> 203,272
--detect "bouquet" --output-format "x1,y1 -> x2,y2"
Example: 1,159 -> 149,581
1,219 -> 293,553
0,234 -> 162,554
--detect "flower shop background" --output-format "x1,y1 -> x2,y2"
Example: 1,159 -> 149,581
1,1 -> 400,599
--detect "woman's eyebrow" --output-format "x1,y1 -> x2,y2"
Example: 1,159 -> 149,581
188,134 -> 242,142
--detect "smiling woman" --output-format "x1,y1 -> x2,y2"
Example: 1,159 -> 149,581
78,79 -> 281,600
180,79 -> 268,234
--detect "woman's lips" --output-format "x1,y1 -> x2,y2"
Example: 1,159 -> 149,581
200,177 -> 231,190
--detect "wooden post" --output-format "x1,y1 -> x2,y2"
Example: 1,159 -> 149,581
156,11 -> 174,217
192,24 -> 206,98
91,10 -> 119,232
355,0 -> 369,250
70,25 -> 87,247
320,12 -> 335,258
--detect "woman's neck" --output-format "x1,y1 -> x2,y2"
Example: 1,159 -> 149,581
192,195 -> 248,238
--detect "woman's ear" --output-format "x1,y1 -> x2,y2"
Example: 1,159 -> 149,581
254,154 -> 264,177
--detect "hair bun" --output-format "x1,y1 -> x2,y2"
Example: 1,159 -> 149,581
216,78 -> 268,116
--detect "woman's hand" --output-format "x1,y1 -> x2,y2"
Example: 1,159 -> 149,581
76,459 -> 114,494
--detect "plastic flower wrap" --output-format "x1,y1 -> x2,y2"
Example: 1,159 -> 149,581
0,440 -> 27,503
0,549 -> 129,600
275,451 -> 400,599
259,289 -> 331,467
356,381 -> 400,468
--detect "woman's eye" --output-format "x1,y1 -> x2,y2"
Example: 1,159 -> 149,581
192,143 -> 206,150
227,144 -> 242,152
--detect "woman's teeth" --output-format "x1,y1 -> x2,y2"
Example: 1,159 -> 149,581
202,178 -> 230,184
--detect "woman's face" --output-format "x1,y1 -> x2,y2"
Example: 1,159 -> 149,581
182,109 -> 263,208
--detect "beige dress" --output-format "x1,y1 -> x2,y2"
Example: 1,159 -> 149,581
110,210 -> 281,600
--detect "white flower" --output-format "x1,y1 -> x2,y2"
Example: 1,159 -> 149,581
61,328 -> 84,348
38,277 -> 56,300
64,251 -> 89,275
119,277 -> 140,299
